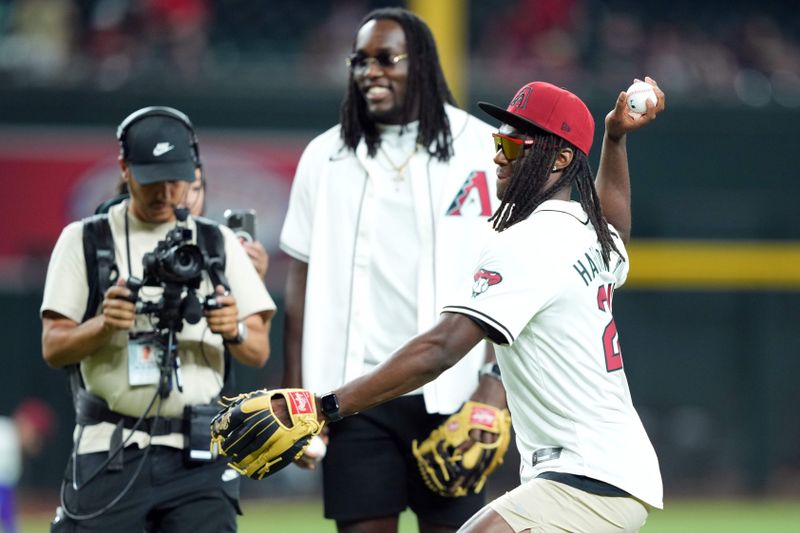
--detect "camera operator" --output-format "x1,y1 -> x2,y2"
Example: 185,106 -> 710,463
40,107 -> 276,532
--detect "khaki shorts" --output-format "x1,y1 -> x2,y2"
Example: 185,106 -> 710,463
489,478 -> 649,532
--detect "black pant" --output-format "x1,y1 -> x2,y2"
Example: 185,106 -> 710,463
52,446 -> 239,533
322,395 -> 485,528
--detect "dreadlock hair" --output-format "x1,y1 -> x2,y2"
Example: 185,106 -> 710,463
488,132 -> 621,267
340,7 -> 456,161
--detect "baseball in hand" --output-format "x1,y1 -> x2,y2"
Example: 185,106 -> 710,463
626,81 -> 658,114
305,435 -> 327,461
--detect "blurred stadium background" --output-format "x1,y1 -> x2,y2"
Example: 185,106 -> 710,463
1,0 -> 799,530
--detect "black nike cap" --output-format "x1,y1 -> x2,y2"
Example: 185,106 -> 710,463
120,113 -> 197,185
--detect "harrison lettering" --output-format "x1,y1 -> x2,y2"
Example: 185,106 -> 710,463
572,246 -> 607,286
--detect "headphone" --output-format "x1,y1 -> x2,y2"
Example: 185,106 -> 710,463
116,106 -> 201,166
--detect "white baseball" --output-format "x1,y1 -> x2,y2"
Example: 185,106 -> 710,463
305,435 -> 327,461
626,81 -> 658,114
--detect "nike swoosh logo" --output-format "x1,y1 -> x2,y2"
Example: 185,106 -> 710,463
153,142 -> 175,156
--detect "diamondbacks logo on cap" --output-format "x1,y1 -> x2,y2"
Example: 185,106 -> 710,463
509,86 -> 532,110
472,269 -> 502,297
152,142 -> 175,157
288,390 -> 315,415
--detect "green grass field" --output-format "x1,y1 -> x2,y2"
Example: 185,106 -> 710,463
20,498 -> 800,532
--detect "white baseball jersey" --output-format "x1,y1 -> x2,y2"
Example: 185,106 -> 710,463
280,104 -> 499,414
443,199 -> 663,509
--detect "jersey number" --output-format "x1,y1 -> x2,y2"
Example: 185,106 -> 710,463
597,283 -> 623,372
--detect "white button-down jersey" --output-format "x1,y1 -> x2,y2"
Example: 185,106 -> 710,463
280,105 -> 499,414
443,199 -> 663,509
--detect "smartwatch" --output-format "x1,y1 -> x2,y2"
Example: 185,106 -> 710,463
478,362 -> 502,382
319,392 -> 343,423
223,320 -> 247,345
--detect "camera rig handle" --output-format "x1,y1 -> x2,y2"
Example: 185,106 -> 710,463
204,256 -> 230,293
121,277 -> 143,304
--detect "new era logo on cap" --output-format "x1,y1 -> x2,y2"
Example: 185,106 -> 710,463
478,82 -> 595,156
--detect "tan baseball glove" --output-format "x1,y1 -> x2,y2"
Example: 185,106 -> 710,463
210,388 -> 324,480
412,401 -> 511,497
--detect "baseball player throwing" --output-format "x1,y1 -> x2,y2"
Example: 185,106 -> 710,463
214,77 -> 666,532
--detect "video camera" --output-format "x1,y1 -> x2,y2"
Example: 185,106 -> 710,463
124,207 -> 225,396
143,225 -> 205,286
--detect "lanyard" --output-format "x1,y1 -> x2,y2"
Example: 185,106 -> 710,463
124,205 -> 133,279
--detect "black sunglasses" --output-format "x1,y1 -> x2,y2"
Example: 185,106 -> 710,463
345,52 -> 409,72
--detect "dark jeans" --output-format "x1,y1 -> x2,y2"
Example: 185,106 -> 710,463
52,446 -> 240,533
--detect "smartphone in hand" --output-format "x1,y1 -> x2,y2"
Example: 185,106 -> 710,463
224,209 -> 256,243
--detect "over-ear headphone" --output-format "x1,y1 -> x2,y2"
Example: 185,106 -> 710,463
116,106 -> 201,166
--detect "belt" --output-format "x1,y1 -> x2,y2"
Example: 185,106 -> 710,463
532,447 -> 563,466
76,389 -> 184,436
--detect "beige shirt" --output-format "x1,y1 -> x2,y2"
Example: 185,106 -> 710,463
41,202 -> 275,453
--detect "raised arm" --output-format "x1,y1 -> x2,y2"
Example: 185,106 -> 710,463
596,76 -> 665,243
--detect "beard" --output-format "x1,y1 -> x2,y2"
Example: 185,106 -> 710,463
367,104 -> 405,125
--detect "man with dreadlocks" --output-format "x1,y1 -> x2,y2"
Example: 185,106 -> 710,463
280,8 -> 504,532
279,4 -> 662,531
271,79 -> 665,533
448,80 -> 667,532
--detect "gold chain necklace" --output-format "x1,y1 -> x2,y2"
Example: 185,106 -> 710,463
379,143 -> 420,183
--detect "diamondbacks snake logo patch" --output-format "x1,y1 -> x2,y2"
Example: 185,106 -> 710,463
472,269 -> 503,297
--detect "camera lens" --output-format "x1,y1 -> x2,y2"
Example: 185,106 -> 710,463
170,245 -> 203,279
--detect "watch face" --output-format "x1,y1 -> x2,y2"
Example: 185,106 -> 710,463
321,393 -> 339,413
321,393 -> 341,421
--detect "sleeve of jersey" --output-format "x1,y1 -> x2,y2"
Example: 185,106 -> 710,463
441,238 -> 558,346
608,226 -> 630,288
40,222 -> 90,323
279,144 -> 318,263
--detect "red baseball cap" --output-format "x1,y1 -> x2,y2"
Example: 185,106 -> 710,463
478,82 -> 595,156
